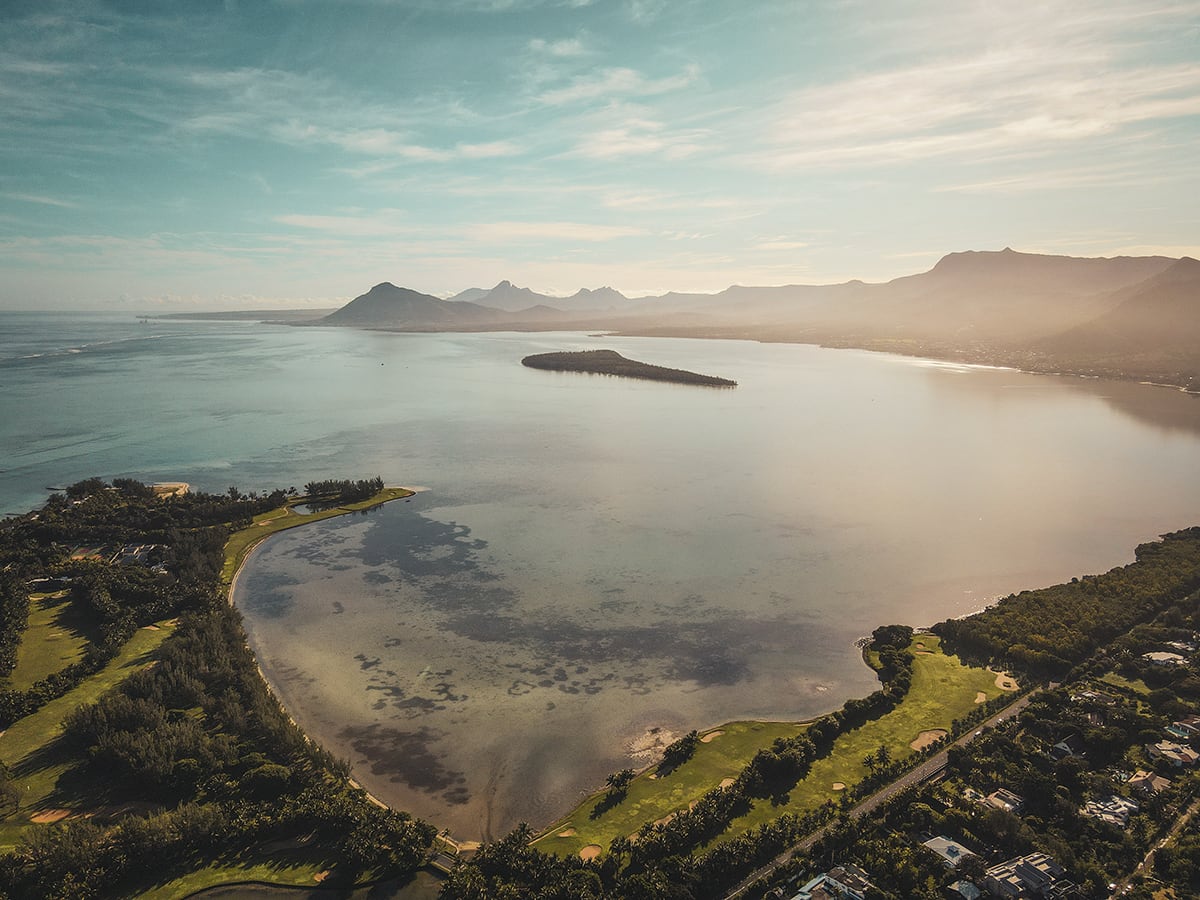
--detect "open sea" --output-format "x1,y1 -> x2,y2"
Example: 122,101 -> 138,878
4,310 -> 1200,839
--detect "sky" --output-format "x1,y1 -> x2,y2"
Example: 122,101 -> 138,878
1,0 -> 1198,309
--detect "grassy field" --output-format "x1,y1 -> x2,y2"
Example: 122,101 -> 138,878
533,635 -> 1006,858
532,720 -> 809,857
1101,672 -> 1152,695
220,487 -> 414,587
0,620 -> 176,850
136,856 -> 331,900
3,591 -> 94,692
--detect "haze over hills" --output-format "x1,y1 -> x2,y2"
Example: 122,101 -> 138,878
449,280 -> 637,313
323,282 -> 506,328
304,249 -> 1198,389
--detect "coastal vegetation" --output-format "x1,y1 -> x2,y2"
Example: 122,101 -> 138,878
0,478 -> 432,898
522,350 -> 737,387
531,631 -> 999,861
935,527 -> 1200,673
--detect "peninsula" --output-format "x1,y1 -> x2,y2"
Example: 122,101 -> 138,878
522,349 -> 737,387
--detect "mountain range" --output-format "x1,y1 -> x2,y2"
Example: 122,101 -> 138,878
319,249 -> 1200,389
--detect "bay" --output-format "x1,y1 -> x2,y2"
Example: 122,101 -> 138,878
4,311 -> 1200,840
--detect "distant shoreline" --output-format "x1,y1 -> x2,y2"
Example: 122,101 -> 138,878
141,310 -> 1197,394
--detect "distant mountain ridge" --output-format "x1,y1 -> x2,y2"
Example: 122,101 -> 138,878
323,282 -> 502,328
449,280 -> 636,312
321,249 -> 1199,389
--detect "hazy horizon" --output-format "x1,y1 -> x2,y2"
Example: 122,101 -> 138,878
3,1 -> 1199,310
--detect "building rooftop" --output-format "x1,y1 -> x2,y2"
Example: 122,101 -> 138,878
923,836 -> 978,868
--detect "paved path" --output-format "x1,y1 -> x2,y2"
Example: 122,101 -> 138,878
722,691 -> 1035,900
1111,795 -> 1200,896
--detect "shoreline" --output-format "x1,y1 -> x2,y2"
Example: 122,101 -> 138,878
225,487 -> 416,816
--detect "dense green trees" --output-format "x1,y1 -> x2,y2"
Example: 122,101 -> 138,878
658,731 -> 700,775
302,477 -> 384,506
0,477 -> 433,898
0,572 -> 29,677
935,527 -> 1200,673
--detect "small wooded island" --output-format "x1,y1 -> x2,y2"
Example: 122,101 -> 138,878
522,349 -> 737,387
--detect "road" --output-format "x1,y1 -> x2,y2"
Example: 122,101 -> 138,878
1110,795 -> 1200,896
722,691 -> 1035,900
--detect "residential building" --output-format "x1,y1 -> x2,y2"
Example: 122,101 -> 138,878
1166,715 -> 1200,740
923,836 -> 978,869
1128,770 -> 1172,794
789,864 -> 875,900
984,852 -> 1068,898
1146,740 -> 1200,767
986,788 -> 1025,814
1081,794 -> 1139,828
1142,651 -> 1186,666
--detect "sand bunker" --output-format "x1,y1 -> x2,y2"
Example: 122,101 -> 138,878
30,809 -> 71,823
700,730 -> 724,743
579,845 -> 603,861
910,729 -> 948,751
313,870 -> 330,883
557,828 -> 577,837
992,670 -> 1019,691
719,777 -> 736,789
832,782 -> 846,791
914,641 -> 926,649
975,691 -> 987,704
654,813 -> 676,827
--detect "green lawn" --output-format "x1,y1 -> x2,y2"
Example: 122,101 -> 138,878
532,720 -> 809,858
712,634 -> 1001,842
1101,672 -> 1151,695
135,856 -> 331,900
220,487 -> 413,586
534,635 -> 1005,858
0,620 -> 176,850
3,591 -> 94,692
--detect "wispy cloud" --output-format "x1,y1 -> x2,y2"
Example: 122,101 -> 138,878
467,220 -> 648,242
2,192 -> 78,208
754,238 -> 809,252
748,3 -> 1200,172
528,37 -> 587,57
537,63 -> 700,105
569,113 -> 708,160
273,212 -> 415,237
936,161 -> 1167,194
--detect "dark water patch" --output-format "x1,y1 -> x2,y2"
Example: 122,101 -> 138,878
441,611 -> 762,687
331,601 -> 344,614
422,580 -> 516,615
394,696 -> 444,713
431,682 -> 465,702
338,723 -> 467,800
358,505 -> 492,580
267,663 -> 317,689
238,571 -> 300,618
364,570 -> 394,585
356,653 -> 382,670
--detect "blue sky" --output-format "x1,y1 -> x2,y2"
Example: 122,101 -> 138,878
1,0 -> 1198,308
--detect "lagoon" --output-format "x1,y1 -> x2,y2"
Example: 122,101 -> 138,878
4,313 -> 1200,840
